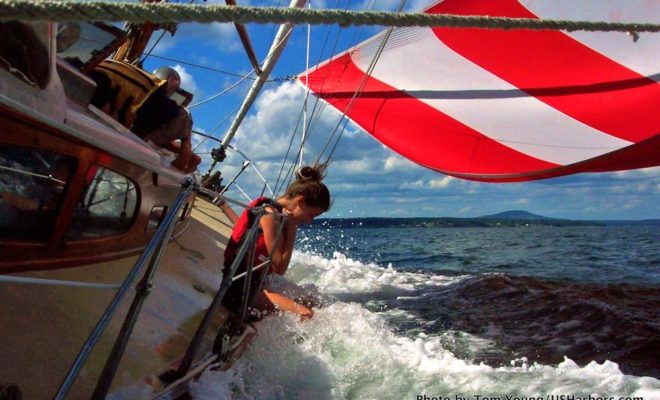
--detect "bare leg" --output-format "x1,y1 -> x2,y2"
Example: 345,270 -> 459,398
170,138 -> 192,172
170,120 -> 201,172
144,109 -> 200,173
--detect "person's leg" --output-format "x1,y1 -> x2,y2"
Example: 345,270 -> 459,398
168,112 -> 199,173
170,134 -> 193,172
187,150 -> 202,173
143,110 -> 197,172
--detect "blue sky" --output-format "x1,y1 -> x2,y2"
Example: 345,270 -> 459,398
140,0 -> 659,220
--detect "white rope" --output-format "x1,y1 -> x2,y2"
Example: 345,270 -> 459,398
300,0 -> 312,168
231,259 -> 269,281
2,2 -> 657,34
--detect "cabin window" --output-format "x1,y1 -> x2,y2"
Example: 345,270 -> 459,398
67,166 -> 138,239
56,22 -> 124,71
0,145 -> 76,240
0,22 -> 51,89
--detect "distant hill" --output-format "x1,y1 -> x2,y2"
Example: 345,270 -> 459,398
305,210 -> 658,229
478,210 -> 559,220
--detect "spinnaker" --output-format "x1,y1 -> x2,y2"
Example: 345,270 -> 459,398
300,0 -> 660,182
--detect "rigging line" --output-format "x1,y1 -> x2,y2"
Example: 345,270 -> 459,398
6,2 -> 658,34
188,70 -> 254,108
301,0 -> 356,103
226,144 -> 275,196
272,91 -> 308,195
219,23 -> 298,149
272,0 -> 341,193
193,14 -> 301,151
274,94 -> 332,195
140,0 -> 184,64
319,0 -> 405,165
196,9 -> 300,175
140,27 -> 168,65
273,0 -> 351,195
300,0 -> 312,168
234,182 -> 252,202
0,164 -> 66,184
273,5 -> 318,195
311,66 -> 364,162
273,69 -> 334,193
142,53 -> 259,80
295,0 -> 345,127
276,0 -> 350,189
303,0 -> 390,171
277,96 -> 329,196
271,103 -> 312,196
296,0 -> 371,167
192,101 -> 242,151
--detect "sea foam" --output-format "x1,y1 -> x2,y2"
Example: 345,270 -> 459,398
190,250 -> 660,400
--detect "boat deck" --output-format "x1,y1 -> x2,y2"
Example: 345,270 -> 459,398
0,197 -> 238,399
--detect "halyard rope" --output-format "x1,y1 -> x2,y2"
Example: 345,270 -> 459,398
1,1 -> 658,34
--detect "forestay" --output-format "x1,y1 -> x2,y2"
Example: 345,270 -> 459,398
299,0 -> 660,182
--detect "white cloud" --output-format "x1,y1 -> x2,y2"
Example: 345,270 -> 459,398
428,176 -> 453,189
333,159 -> 377,174
231,82 -> 306,160
384,154 -> 416,171
399,179 -> 424,189
391,197 -> 427,204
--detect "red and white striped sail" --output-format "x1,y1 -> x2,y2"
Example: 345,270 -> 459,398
299,0 -> 660,182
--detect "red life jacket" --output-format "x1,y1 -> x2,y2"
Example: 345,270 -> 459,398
224,196 -> 281,271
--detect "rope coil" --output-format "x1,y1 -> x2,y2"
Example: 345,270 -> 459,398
0,1 -> 658,33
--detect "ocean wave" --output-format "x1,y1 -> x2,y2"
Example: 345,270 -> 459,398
191,302 -> 659,399
190,250 -> 660,399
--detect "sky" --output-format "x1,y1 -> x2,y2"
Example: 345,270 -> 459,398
139,0 -> 659,220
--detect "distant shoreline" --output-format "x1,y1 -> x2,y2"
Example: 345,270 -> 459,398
306,216 -> 660,229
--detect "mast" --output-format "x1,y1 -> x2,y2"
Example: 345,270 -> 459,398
219,0 -> 307,150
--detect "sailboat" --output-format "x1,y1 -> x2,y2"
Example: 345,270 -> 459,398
0,14 -> 271,400
1,0 -> 658,398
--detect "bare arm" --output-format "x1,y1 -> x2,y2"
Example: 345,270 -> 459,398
260,210 -> 297,275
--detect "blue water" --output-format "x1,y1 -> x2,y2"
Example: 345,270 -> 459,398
300,226 -> 660,286
192,225 -> 660,399
296,225 -> 660,378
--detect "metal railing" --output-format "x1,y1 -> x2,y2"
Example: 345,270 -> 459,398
52,180 -> 283,398
161,192 -> 286,382
54,179 -> 194,400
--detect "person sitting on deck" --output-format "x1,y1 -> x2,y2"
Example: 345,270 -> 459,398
90,61 -> 201,173
222,164 -> 331,323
